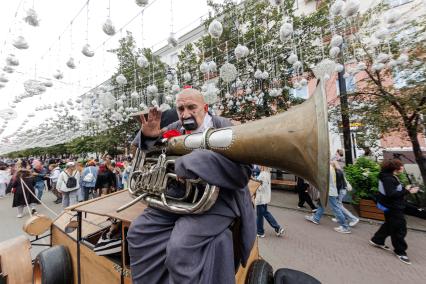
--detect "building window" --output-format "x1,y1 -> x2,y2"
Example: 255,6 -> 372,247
291,85 -> 308,99
385,0 -> 413,7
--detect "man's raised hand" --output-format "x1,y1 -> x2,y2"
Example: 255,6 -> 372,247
140,107 -> 162,137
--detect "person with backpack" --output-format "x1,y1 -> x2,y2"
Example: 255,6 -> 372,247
81,160 -> 98,201
56,162 -> 80,208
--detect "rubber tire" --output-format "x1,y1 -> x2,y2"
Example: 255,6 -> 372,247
274,268 -> 321,284
33,245 -> 73,284
246,259 -> 274,284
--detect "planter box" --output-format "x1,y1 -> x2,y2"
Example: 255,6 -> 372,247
356,199 -> 385,221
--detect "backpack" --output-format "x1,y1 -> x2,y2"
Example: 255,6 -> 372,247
65,171 -> 77,188
83,167 -> 95,183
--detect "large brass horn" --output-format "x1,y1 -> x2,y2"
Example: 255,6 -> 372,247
167,85 -> 330,205
119,84 -> 329,213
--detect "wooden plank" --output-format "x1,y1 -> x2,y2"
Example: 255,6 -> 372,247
359,211 -> 385,221
236,239 -> 259,284
0,236 -> 32,284
271,179 -> 296,186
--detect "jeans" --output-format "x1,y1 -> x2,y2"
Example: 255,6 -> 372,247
82,186 -> 94,201
62,190 -> 79,208
34,182 -> 45,201
313,196 -> 349,230
256,204 -> 281,235
372,210 -> 407,255
337,189 -> 358,222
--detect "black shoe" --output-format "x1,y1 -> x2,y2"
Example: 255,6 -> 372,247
396,254 -> 411,265
54,199 -> 62,204
369,240 -> 391,251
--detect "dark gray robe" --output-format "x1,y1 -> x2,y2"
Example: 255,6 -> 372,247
127,116 -> 256,284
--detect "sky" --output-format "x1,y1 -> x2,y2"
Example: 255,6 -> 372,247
0,0 -> 212,148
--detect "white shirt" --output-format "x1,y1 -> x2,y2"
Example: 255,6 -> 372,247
255,171 -> 271,205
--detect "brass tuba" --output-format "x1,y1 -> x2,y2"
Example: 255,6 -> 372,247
118,85 -> 329,213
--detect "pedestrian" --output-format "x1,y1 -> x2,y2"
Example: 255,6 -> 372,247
332,161 -> 359,227
255,166 -> 285,238
0,163 -> 10,198
370,159 -> 419,265
56,162 -> 80,208
81,160 -> 98,201
332,149 -> 345,169
296,177 -> 317,212
48,163 -> 62,204
305,163 -> 351,234
95,164 -> 116,196
11,169 -> 39,217
31,160 -> 48,201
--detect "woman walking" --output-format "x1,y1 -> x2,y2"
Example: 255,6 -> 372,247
370,159 -> 419,265
11,169 -> 39,218
56,162 -> 80,208
255,166 -> 285,238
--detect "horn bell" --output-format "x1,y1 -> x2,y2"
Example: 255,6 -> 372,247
168,85 -> 330,205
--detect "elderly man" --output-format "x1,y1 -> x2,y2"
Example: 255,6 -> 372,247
127,88 -> 255,284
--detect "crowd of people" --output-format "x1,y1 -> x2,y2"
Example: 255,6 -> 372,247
0,155 -> 133,217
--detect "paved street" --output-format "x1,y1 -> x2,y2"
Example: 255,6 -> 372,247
1,190 -> 426,284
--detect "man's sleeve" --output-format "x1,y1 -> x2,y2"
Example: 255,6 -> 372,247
174,149 -> 252,190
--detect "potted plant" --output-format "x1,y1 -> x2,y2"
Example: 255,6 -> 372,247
344,157 -> 384,220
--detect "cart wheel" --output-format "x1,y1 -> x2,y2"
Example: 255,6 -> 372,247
246,259 -> 274,284
33,245 -> 73,284
274,268 -> 321,284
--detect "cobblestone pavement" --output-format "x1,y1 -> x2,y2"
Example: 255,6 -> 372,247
259,205 -> 426,284
1,191 -> 426,284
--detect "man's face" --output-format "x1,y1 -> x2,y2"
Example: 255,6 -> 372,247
176,90 -> 208,131
33,161 -> 42,171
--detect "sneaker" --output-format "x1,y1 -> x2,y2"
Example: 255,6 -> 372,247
349,218 -> 360,227
305,215 -> 319,225
396,254 -> 411,265
369,240 -> 391,251
334,226 -> 351,234
257,234 -> 265,238
94,230 -> 122,256
311,208 -> 318,213
331,217 -> 338,223
17,213 -> 23,218
297,206 -> 305,209
275,227 -> 285,237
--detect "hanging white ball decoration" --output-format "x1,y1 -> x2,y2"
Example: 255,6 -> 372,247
234,44 -> 249,60
372,63 -> 385,71
200,62 -> 209,74
268,0 -> 283,7
385,11 -> 400,25
287,53 -> 298,65
183,72 -> 191,81
82,44 -> 95,57
335,63 -> 344,73
374,27 -> 389,41
135,0 -> 149,7
102,18 -> 116,36
53,70 -> 63,80
342,0 -> 360,18
6,54 -> 19,66
0,75 -> 8,83
66,57 -> 76,69
208,61 -> 217,72
376,53 -> 390,64
3,66 -> 14,73
171,84 -> 180,94
131,91 -> 139,99
300,78 -> 308,86
330,0 -> 344,16
397,53 -> 409,65
293,61 -> 303,71
254,69 -> 263,79
12,36 -> 29,49
330,35 -> 343,47
23,8 -> 40,27
279,22 -> 293,42
208,19 -> 223,39
329,46 -> 340,58
147,84 -> 158,94
139,102 -> 148,110
137,55 -> 149,68
167,33 -> 179,47
163,80 -> 171,88
116,74 -> 127,85
357,62 -> 367,70
166,73 -> 174,81
219,63 -> 238,83
261,71 -> 269,80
